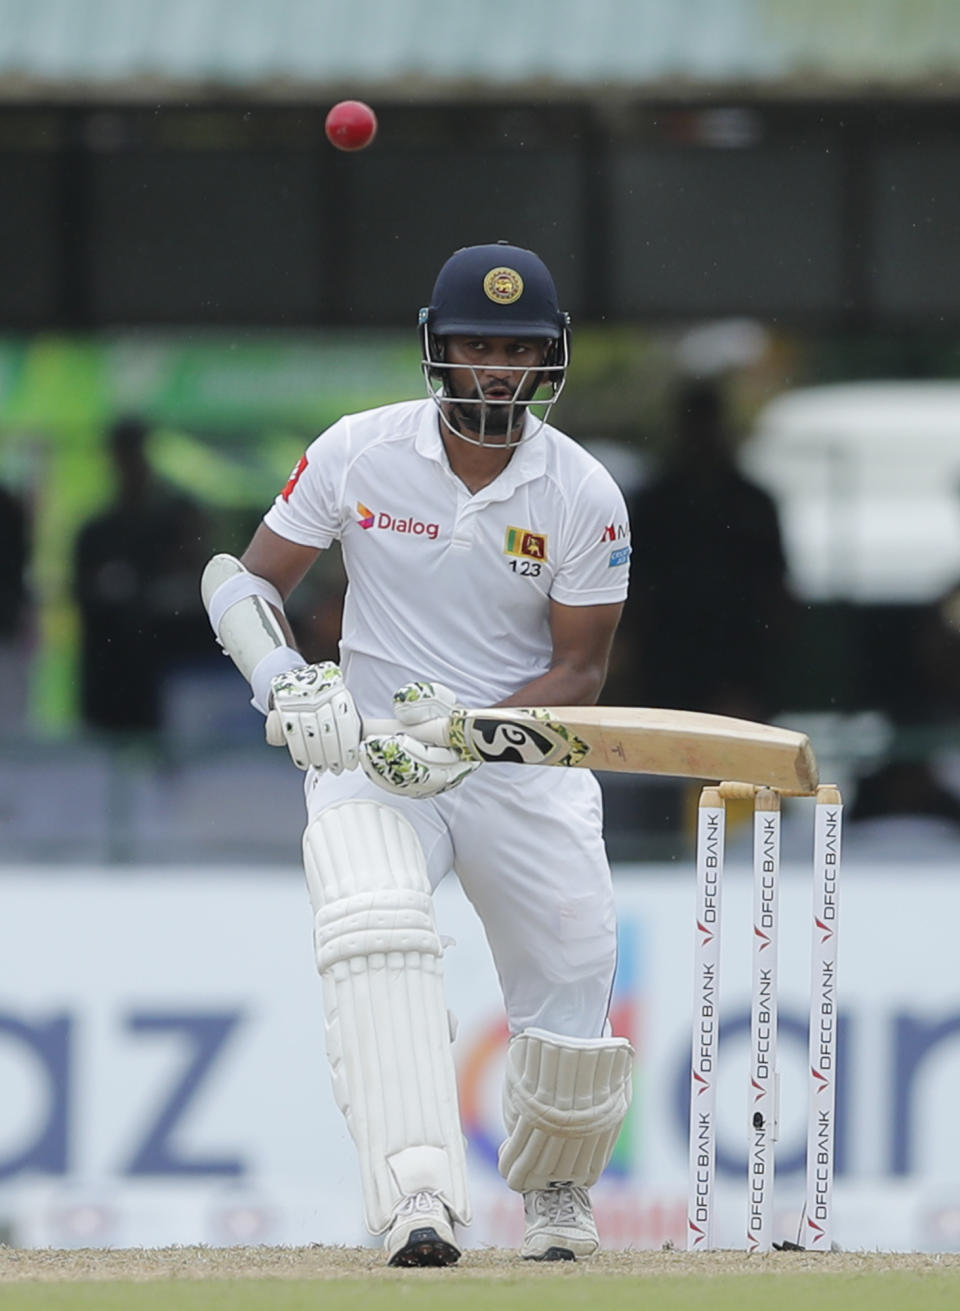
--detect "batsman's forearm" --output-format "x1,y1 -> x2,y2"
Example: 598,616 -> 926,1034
202,553 -> 307,713
497,662 -> 605,711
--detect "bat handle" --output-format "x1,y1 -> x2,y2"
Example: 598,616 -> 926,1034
364,716 -> 453,747
264,710 -> 451,749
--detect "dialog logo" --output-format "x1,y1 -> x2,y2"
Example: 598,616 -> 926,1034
358,501 -> 440,540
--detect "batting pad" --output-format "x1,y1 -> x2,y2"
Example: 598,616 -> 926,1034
303,800 -> 470,1233
498,1027 -> 635,1192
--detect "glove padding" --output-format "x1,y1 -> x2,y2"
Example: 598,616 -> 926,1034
359,681 -> 481,799
269,662 -> 362,773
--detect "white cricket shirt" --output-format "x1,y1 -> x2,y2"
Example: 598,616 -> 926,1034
264,398 -> 630,716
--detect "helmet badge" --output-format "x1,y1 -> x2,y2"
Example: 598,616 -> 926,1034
483,266 -> 524,305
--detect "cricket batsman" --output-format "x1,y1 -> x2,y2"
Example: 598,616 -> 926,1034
201,241 -> 635,1265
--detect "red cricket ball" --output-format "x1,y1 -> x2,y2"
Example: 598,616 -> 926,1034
324,100 -> 378,152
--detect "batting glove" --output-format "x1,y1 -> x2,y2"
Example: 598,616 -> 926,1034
269,662 -> 362,773
359,680 -> 481,799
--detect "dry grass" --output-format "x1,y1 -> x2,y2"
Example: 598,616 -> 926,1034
1,1244 -> 958,1284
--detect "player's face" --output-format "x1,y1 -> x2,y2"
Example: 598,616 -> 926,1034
442,335 -> 551,443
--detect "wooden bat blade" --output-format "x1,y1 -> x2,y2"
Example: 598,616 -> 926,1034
450,706 -> 819,794
267,704 -> 819,794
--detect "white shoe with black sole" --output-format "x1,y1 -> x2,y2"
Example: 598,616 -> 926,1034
384,1190 -> 461,1267
521,1182 -> 599,1261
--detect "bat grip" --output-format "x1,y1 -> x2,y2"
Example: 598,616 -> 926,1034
264,710 -> 451,749
364,715 -> 453,746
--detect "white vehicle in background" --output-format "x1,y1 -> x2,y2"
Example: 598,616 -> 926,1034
738,382 -> 960,604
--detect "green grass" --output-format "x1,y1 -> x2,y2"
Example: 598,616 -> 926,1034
3,1272 -> 960,1311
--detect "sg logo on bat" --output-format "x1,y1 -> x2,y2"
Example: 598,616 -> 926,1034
456,712 -> 591,768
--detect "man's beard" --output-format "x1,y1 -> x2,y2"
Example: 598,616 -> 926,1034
450,398 -> 519,438
448,378 -> 541,440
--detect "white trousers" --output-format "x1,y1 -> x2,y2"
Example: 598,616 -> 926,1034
305,761 -> 618,1038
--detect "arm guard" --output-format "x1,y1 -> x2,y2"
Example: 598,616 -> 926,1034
200,553 -> 306,713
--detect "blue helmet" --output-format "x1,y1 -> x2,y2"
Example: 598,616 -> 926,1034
422,242 -> 568,339
419,242 -> 571,447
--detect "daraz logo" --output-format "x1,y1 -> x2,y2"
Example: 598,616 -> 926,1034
357,501 -> 440,540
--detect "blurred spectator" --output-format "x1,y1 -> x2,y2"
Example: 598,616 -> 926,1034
0,480 -> 30,729
73,417 -> 212,734
619,379 -> 791,721
843,756 -> 960,862
911,582 -> 960,720
842,580 -> 960,859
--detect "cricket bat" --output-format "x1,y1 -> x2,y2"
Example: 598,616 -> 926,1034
266,704 -> 819,793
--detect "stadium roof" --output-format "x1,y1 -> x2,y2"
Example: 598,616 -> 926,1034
0,0 -> 957,101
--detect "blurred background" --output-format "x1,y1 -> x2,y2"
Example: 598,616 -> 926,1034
2,0 -> 960,1255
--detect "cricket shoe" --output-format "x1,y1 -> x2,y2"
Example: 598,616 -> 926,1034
385,1190 -> 461,1267
521,1182 -> 599,1261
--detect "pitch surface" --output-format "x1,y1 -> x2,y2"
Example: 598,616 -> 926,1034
1,1246 -> 959,1310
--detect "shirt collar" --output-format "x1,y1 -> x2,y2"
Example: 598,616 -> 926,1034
414,399 -> 548,499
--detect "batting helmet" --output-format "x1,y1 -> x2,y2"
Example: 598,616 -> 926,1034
421,241 -> 568,339
418,242 -> 571,447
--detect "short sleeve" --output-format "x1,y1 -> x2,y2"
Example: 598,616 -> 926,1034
262,418 -> 350,549
550,465 -> 631,606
